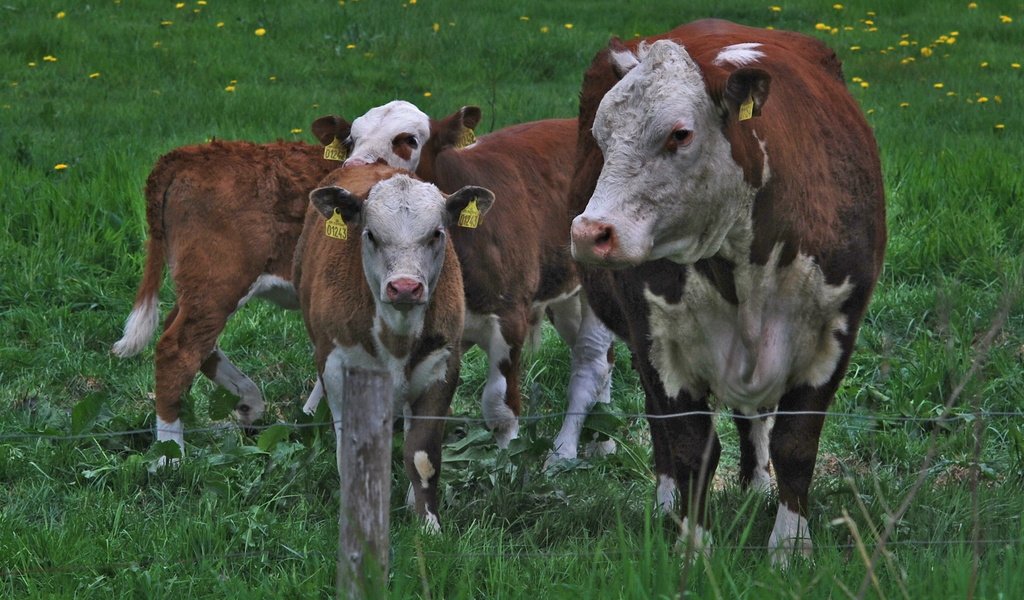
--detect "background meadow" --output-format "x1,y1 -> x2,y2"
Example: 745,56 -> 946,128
2,0 -> 1023,597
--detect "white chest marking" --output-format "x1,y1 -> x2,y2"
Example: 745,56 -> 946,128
645,245 -> 853,412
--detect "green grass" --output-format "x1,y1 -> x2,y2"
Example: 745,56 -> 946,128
2,0 -> 1024,597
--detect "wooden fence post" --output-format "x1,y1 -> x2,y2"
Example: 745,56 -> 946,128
337,367 -> 393,600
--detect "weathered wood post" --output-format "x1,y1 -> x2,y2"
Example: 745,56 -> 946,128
338,367 -> 393,600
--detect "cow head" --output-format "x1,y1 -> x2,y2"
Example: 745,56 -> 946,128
417,105 -> 482,181
309,174 -> 494,329
313,100 -> 430,171
571,39 -> 771,267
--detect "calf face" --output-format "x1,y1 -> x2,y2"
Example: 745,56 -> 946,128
313,100 -> 429,171
572,40 -> 769,268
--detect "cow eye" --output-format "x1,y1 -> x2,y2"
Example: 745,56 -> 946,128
431,227 -> 444,243
665,129 -> 693,152
407,136 -> 419,149
343,136 -> 354,151
365,229 -> 376,245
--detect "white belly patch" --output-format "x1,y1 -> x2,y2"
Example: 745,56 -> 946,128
645,245 -> 853,413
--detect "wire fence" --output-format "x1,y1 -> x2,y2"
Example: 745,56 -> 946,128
2,409 -> 1023,443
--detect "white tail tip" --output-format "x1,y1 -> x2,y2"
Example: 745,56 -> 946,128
112,295 -> 159,357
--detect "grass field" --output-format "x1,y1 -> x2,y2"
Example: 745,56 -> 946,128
2,0 -> 1023,597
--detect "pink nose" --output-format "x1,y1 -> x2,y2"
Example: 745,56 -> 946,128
386,278 -> 424,304
571,217 -> 617,262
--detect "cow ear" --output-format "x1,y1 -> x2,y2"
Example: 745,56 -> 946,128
445,186 -> 495,226
431,106 -> 481,150
311,115 -> 352,146
460,106 -> 482,131
608,38 -> 639,79
310,185 -> 363,223
722,67 -> 771,121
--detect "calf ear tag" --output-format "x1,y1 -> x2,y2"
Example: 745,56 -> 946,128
458,199 -> 480,229
738,95 -> 754,122
324,137 -> 348,162
325,210 -> 348,240
455,126 -> 476,149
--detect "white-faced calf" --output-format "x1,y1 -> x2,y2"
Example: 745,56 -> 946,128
313,105 -> 617,463
293,162 -> 494,530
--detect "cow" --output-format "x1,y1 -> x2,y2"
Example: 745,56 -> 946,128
293,161 -> 494,530
311,104 -> 617,462
568,19 -> 886,566
112,101 -> 431,455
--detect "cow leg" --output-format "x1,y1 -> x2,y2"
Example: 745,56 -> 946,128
403,369 -> 457,533
546,299 -> 615,465
464,311 -> 521,448
768,385 -> 829,567
302,377 -> 324,415
733,409 -> 774,493
634,356 -> 719,552
320,349 -> 347,477
153,296 -> 236,457
199,348 -> 264,427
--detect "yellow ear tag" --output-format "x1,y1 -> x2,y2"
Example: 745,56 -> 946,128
455,126 -> 476,149
738,95 -> 754,122
325,210 -> 348,240
458,199 -> 480,229
323,137 -> 347,162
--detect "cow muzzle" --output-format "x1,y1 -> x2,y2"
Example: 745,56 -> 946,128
385,277 -> 425,307
571,216 -> 635,268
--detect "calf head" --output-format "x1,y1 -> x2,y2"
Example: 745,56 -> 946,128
313,100 -> 430,171
309,174 -> 494,332
571,39 -> 771,267
417,105 -> 482,179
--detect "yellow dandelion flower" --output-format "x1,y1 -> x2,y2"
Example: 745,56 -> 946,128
899,40 -> 910,47
770,6 -> 782,13
934,83 -> 944,89
564,23 -> 573,29
254,28 -> 266,36
860,81 -> 869,89
56,11 -> 66,19
994,123 -> 1005,131
766,25 -> 775,30
851,76 -> 863,83
999,15 -> 1012,24
269,75 -> 277,81
946,37 -> 956,45
946,91 -> 957,97
815,23 -> 829,31
864,19 -> 874,26
225,85 -> 236,92
868,27 -> 878,32
153,41 -> 162,48
844,26 -> 854,31
175,2 -> 184,8
89,72 -> 100,78
899,102 -> 909,108
866,108 -> 875,114
43,55 -> 58,62
967,2 -> 977,8
994,96 -> 1002,103
55,164 -> 68,170
346,43 -> 356,49
216,21 -> 224,28
161,20 -> 173,26
920,47 -> 933,57
950,31 -> 959,36
867,11 -> 876,16
520,16 -> 530,21
290,128 -> 302,134
423,91 -> 432,97
833,3 -> 844,9
977,96 -> 989,103
198,1 -> 207,5
850,45 -> 861,51
540,26 -> 550,33
1012,63 -> 1021,69
980,61 -> 989,68
432,22 -> 440,32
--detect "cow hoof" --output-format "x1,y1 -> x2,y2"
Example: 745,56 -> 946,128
491,420 -> 519,449
769,536 -> 813,569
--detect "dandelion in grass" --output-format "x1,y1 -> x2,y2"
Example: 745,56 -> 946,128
175,2 -> 184,8
850,45 -> 861,51
43,55 -> 58,62
423,91 -> 432,98
977,96 -> 989,103
225,84 -> 236,92
1012,63 -> 1021,69
899,102 -> 910,108
934,83 -> 944,89
161,20 -> 173,26
28,62 -> 37,67
980,61 -> 989,68
999,15 -> 1013,24
770,6 -> 782,13
815,23 -> 830,31
346,43 -> 356,49
54,164 -> 68,170
519,16 -> 529,21
921,46 -> 933,57
291,128 -> 302,134
198,0 -> 207,4
860,81 -> 869,88
269,75 -> 277,81
564,23 -> 573,29
540,26 -> 549,33
89,72 -> 100,79
833,3 -> 843,9
967,2 -> 977,8
255,28 -> 266,36
56,11 -> 66,19
216,21 -> 224,28
432,23 -> 439,33
994,124 -> 1005,131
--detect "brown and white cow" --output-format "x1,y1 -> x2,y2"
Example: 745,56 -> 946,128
312,105 -> 617,462
293,162 -> 494,530
569,20 -> 886,565
113,101 -> 431,455
112,137 -> 347,453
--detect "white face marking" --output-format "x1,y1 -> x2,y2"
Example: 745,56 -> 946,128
238,274 -> 298,310
713,42 -> 765,67
644,245 -> 853,412
656,474 -> 678,513
574,40 -> 756,266
112,293 -> 159,358
345,100 -> 430,171
413,450 -> 436,489
768,504 -> 812,568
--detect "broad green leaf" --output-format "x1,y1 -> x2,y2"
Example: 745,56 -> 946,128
71,393 -> 105,435
208,387 -> 239,421
257,424 -> 290,452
